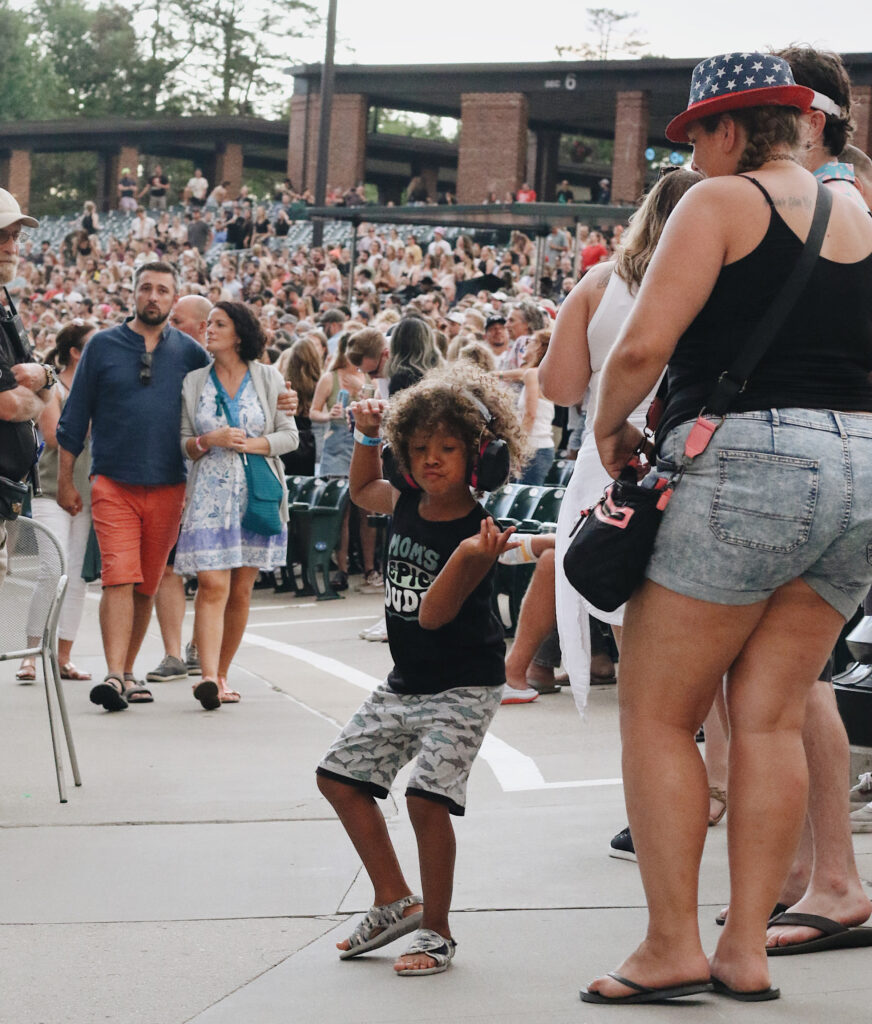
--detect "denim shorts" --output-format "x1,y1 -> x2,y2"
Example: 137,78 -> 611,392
647,409 -> 872,620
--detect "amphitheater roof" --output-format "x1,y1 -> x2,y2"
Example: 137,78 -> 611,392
291,54 -> 872,143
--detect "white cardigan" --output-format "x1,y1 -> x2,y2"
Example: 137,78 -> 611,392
180,361 -> 299,523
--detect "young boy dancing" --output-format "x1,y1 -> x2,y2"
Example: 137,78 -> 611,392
316,364 -> 529,976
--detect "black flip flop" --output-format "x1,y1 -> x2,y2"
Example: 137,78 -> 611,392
580,972 -> 712,1004
766,912 -> 872,956
711,976 -> 780,1001
89,676 -> 128,712
193,680 -> 221,710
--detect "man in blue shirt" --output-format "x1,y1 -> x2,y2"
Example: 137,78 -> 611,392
57,262 -> 210,711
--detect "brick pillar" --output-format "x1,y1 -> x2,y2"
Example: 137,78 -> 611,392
288,92 -> 311,191
612,90 -> 650,205
214,142 -> 244,198
106,146 -> 140,208
0,149 -> 32,211
852,85 -> 872,159
287,91 -> 367,193
456,92 -> 529,203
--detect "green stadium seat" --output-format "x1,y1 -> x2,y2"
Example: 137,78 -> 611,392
544,458 -> 575,486
288,477 -> 350,601
530,487 -> 566,529
284,475 -> 310,506
483,483 -> 524,520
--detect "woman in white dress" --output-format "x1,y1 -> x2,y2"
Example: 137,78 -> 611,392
539,169 -> 701,716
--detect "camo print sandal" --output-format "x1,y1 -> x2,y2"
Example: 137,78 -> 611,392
395,928 -> 457,977
338,893 -> 423,960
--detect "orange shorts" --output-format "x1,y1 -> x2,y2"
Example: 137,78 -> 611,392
90,476 -> 186,596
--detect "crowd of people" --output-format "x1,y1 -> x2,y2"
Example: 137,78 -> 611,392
3,40 -> 872,998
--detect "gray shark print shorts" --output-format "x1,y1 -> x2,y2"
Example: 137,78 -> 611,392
317,683 -> 502,815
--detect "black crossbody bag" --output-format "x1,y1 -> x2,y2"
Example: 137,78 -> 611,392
563,181 -> 833,612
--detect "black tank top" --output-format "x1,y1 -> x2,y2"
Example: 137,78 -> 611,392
657,176 -> 872,445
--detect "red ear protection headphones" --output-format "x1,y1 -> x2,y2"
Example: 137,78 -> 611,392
382,389 -> 510,493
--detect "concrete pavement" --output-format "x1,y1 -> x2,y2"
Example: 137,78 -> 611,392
3,581 -> 872,1023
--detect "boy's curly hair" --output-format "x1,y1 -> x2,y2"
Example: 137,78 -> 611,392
382,362 -> 531,483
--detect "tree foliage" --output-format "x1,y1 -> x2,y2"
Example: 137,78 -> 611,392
0,2 -> 52,120
0,0 -> 320,121
371,108 -> 459,144
556,7 -> 647,61
139,0 -> 320,117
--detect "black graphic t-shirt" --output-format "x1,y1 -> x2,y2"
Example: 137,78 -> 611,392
385,490 -> 505,694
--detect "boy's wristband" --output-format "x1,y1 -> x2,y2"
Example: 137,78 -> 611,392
353,428 -> 381,447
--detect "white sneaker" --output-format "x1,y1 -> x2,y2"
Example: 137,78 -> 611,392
359,619 -> 388,642
500,683 -> 539,705
850,772 -> 872,807
356,570 -> 385,594
849,801 -> 872,833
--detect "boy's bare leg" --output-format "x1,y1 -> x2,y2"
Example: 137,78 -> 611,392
316,774 -> 421,950
395,795 -> 455,972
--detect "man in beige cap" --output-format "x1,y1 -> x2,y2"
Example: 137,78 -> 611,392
0,188 -> 53,583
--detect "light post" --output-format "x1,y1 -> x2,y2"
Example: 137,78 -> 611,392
311,0 -> 337,248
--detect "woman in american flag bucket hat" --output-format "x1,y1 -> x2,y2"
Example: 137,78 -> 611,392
581,53 -> 872,1005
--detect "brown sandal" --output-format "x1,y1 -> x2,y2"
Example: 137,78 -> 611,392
60,662 -> 92,681
16,662 -> 36,682
709,786 -> 727,827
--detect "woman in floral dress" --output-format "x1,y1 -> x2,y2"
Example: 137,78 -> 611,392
177,301 -> 298,708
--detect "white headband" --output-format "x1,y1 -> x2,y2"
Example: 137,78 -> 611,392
810,90 -> 845,118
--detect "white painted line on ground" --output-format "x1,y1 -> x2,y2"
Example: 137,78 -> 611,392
478,732 -> 623,792
248,602 -> 318,611
247,616 -> 377,628
242,630 -> 382,695
241,630 -> 622,794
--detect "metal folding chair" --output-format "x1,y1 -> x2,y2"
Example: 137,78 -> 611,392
0,517 -> 81,802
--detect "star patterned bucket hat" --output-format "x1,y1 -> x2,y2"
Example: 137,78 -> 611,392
666,52 -> 814,143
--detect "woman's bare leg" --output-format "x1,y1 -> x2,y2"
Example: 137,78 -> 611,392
704,696 -> 729,824
193,569 -> 231,681
216,566 -> 260,683
587,580 -> 764,999
766,680 -> 872,948
504,550 -> 557,691
713,579 -> 844,992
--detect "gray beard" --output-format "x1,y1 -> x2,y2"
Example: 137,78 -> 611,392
0,260 -> 17,286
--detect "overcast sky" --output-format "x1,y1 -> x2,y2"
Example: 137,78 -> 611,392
296,1 -> 869,66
